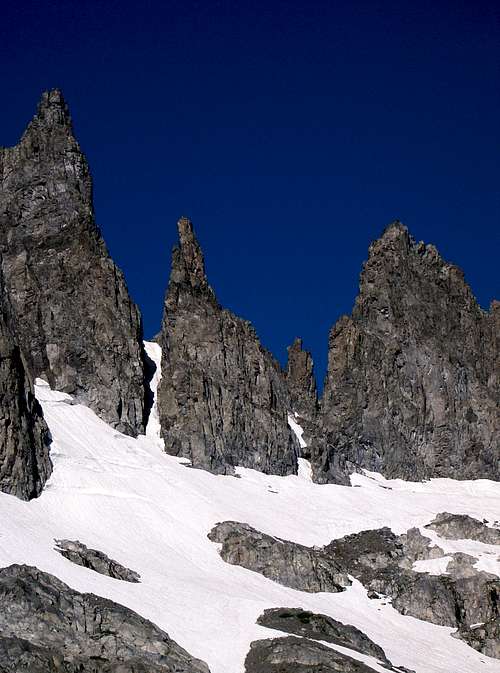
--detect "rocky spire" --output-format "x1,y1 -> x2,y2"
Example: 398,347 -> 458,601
35,88 -> 72,126
0,268 -> 51,500
157,217 -> 299,475
0,90 -> 147,436
314,222 -> 499,484
174,216 -> 210,289
165,217 -> 216,313
286,337 -> 318,420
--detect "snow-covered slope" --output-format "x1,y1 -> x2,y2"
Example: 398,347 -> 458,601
0,342 -> 498,673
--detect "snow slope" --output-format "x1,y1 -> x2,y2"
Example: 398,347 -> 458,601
0,342 -> 498,673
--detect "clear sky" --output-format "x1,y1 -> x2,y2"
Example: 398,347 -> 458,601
1,0 -> 498,386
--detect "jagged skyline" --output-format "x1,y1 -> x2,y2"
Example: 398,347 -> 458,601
1,1 -> 498,385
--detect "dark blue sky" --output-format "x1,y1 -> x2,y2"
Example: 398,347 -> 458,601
1,1 -> 498,386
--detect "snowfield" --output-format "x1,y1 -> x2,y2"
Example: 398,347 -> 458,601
0,342 -> 498,673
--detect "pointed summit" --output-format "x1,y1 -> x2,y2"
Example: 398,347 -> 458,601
381,219 -> 407,237
0,90 -> 147,436
174,216 -> 209,290
158,216 -> 298,477
366,220 -> 412,261
319,221 -> 498,484
36,88 -> 71,126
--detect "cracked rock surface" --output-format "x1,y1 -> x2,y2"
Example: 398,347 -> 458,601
157,217 -> 298,476
256,607 -> 393,668
0,269 -> 51,500
0,89 -> 147,436
208,521 -> 350,592
244,636 -> 384,672
424,512 -> 500,545
0,564 -> 210,673
325,527 -> 500,655
210,519 -> 499,659
316,222 -> 499,484
54,539 -> 141,582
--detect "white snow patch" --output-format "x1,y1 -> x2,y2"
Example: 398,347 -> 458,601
413,556 -> 453,575
288,412 -> 307,448
143,340 -> 164,448
297,457 -> 313,481
418,526 -> 500,577
0,343 -> 497,673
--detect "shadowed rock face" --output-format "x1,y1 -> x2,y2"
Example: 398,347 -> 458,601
256,608 -> 393,668
0,270 -> 51,500
286,338 -> 320,458
208,521 -> 350,592
425,512 -> 500,545
54,539 -> 141,582
0,564 -> 210,673
244,636 -> 382,673
0,89 -> 147,436
315,222 -> 499,484
157,217 -> 298,476
286,338 -> 318,421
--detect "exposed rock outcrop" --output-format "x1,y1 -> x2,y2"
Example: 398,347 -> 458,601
208,521 -> 350,592
0,269 -> 51,500
425,512 -> 500,545
244,636 -> 383,673
0,89 -> 147,436
286,338 -> 318,421
325,527 -> 500,645
54,539 -> 141,582
0,564 -> 210,673
256,608 -> 393,668
157,217 -> 298,475
456,618 -> 500,660
315,222 -> 499,484
211,519 -> 499,659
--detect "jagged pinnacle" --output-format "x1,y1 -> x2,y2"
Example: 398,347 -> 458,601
175,217 -> 209,289
36,88 -> 72,127
380,220 -> 408,240
289,337 -> 303,351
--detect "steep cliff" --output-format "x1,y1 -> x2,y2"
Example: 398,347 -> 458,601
157,217 -> 298,475
286,337 -> 318,420
315,222 -> 499,483
0,269 -> 51,500
0,90 -> 147,435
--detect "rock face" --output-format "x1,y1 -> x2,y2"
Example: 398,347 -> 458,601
0,564 -> 210,673
244,636 -> 382,673
457,619 -> 500,660
157,217 -> 298,475
54,539 -> 141,582
316,222 -> 499,484
0,270 -> 51,500
425,512 -> 500,545
0,89 -> 147,436
325,526 -> 500,645
256,608 -> 393,668
208,521 -> 350,592
286,338 -> 318,421
211,519 -> 499,659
